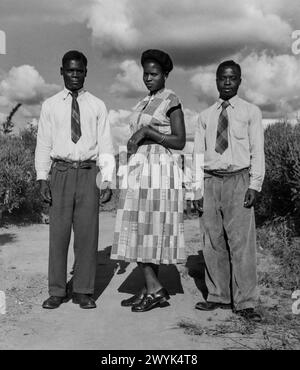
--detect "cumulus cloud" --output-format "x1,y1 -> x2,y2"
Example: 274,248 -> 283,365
110,60 -> 145,98
0,0 -> 89,24
0,65 -> 60,105
190,64 -> 219,103
190,52 -> 300,118
183,108 -> 200,139
3,0 -> 298,66
108,109 -> 132,150
242,53 -> 300,115
86,0 -> 295,67
0,111 -> 6,122
0,95 -> 10,108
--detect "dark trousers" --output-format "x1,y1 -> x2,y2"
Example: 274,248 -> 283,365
48,161 -> 99,297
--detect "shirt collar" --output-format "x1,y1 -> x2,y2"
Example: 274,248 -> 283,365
217,94 -> 239,109
148,87 -> 165,98
62,87 -> 86,100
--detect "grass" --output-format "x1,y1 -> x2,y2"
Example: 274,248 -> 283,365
257,218 -> 300,291
176,218 -> 300,350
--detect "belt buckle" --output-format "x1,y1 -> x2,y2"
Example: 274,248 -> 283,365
72,162 -> 79,169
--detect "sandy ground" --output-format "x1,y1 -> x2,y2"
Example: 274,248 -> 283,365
0,212 -> 299,350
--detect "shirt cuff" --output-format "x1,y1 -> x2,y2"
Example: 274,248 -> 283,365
249,181 -> 262,192
36,171 -> 49,181
98,154 -> 116,184
192,181 -> 203,200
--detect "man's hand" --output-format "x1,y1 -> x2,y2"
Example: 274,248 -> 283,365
244,189 -> 258,208
100,181 -> 112,204
38,180 -> 52,204
193,198 -> 204,217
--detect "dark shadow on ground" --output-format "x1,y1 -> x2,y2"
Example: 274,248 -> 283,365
185,251 -> 208,301
117,264 -> 184,296
66,245 -> 120,302
0,233 -> 17,246
92,246 -> 119,301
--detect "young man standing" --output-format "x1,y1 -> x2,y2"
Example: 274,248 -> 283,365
35,50 -> 115,309
192,60 -> 265,321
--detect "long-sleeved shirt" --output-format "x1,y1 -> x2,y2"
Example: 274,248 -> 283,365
192,95 -> 265,199
35,88 -> 115,183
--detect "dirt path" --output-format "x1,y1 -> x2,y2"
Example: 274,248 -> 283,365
1,212 -> 297,350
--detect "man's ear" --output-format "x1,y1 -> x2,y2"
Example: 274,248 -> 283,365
60,66 -> 63,76
85,68 -> 88,77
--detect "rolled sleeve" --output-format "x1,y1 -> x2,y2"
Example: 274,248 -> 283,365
97,105 -> 116,184
248,106 -> 265,192
35,101 -> 52,180
191,114 -> 205,200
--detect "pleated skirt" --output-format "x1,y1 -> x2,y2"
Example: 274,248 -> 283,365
110,144 -> 186,265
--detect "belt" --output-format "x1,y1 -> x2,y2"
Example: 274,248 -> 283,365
52,158 -> 96,169
204,167 -> 249,178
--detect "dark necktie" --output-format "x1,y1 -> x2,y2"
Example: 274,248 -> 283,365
215,100 -> 230,154
71,91 -> 81,143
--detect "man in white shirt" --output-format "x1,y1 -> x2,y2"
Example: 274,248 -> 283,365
192,60 -> 265,321
35,50 -> 115,309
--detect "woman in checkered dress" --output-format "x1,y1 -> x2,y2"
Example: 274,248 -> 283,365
110,49 -> 186,312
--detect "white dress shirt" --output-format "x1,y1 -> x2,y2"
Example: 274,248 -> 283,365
35,88 -> 115,183
192,95 -> 265,199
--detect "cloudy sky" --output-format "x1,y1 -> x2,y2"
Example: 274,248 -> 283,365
0,0 -> 300,147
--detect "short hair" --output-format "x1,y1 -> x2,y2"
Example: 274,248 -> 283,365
62,50 -> 87,68
216,60 -> 241,77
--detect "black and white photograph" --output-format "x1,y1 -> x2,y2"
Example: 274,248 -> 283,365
0,0 -> 299,353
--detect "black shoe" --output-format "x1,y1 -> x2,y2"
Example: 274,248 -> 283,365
121,292 -> 145,307
42,296 -> 66,309
195,301 -> 231,311
72,293 -> 96,309
131,288 -> 170,312
234,308 -> 262,322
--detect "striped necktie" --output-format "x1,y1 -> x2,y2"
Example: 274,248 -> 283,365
71,91 -> 81,143
215,100 -> 230,154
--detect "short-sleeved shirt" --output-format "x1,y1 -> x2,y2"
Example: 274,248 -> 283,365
129,88 -> 182,135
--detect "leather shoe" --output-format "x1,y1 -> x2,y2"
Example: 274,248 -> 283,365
132,287 -> 170,312
42,296 -> 66,309
195,301 -> 231,311
234,308 -> 262,322
72,293 -> 96,309
121,292 -> 145,307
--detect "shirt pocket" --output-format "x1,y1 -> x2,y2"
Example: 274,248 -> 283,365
231,117 -> 248,140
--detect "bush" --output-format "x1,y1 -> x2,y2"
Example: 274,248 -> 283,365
0,128 -> 43,222
257,218 -> 300,291
256,122 -> 300,229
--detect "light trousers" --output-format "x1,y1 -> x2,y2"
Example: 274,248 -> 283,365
202,171 -> 257,310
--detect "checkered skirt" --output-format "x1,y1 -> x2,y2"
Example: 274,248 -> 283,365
110,144 -> 186,265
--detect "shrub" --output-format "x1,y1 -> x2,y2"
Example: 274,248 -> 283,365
257,218 -> 300,291
0,129 -> 43,222
256,122 -> 300,229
